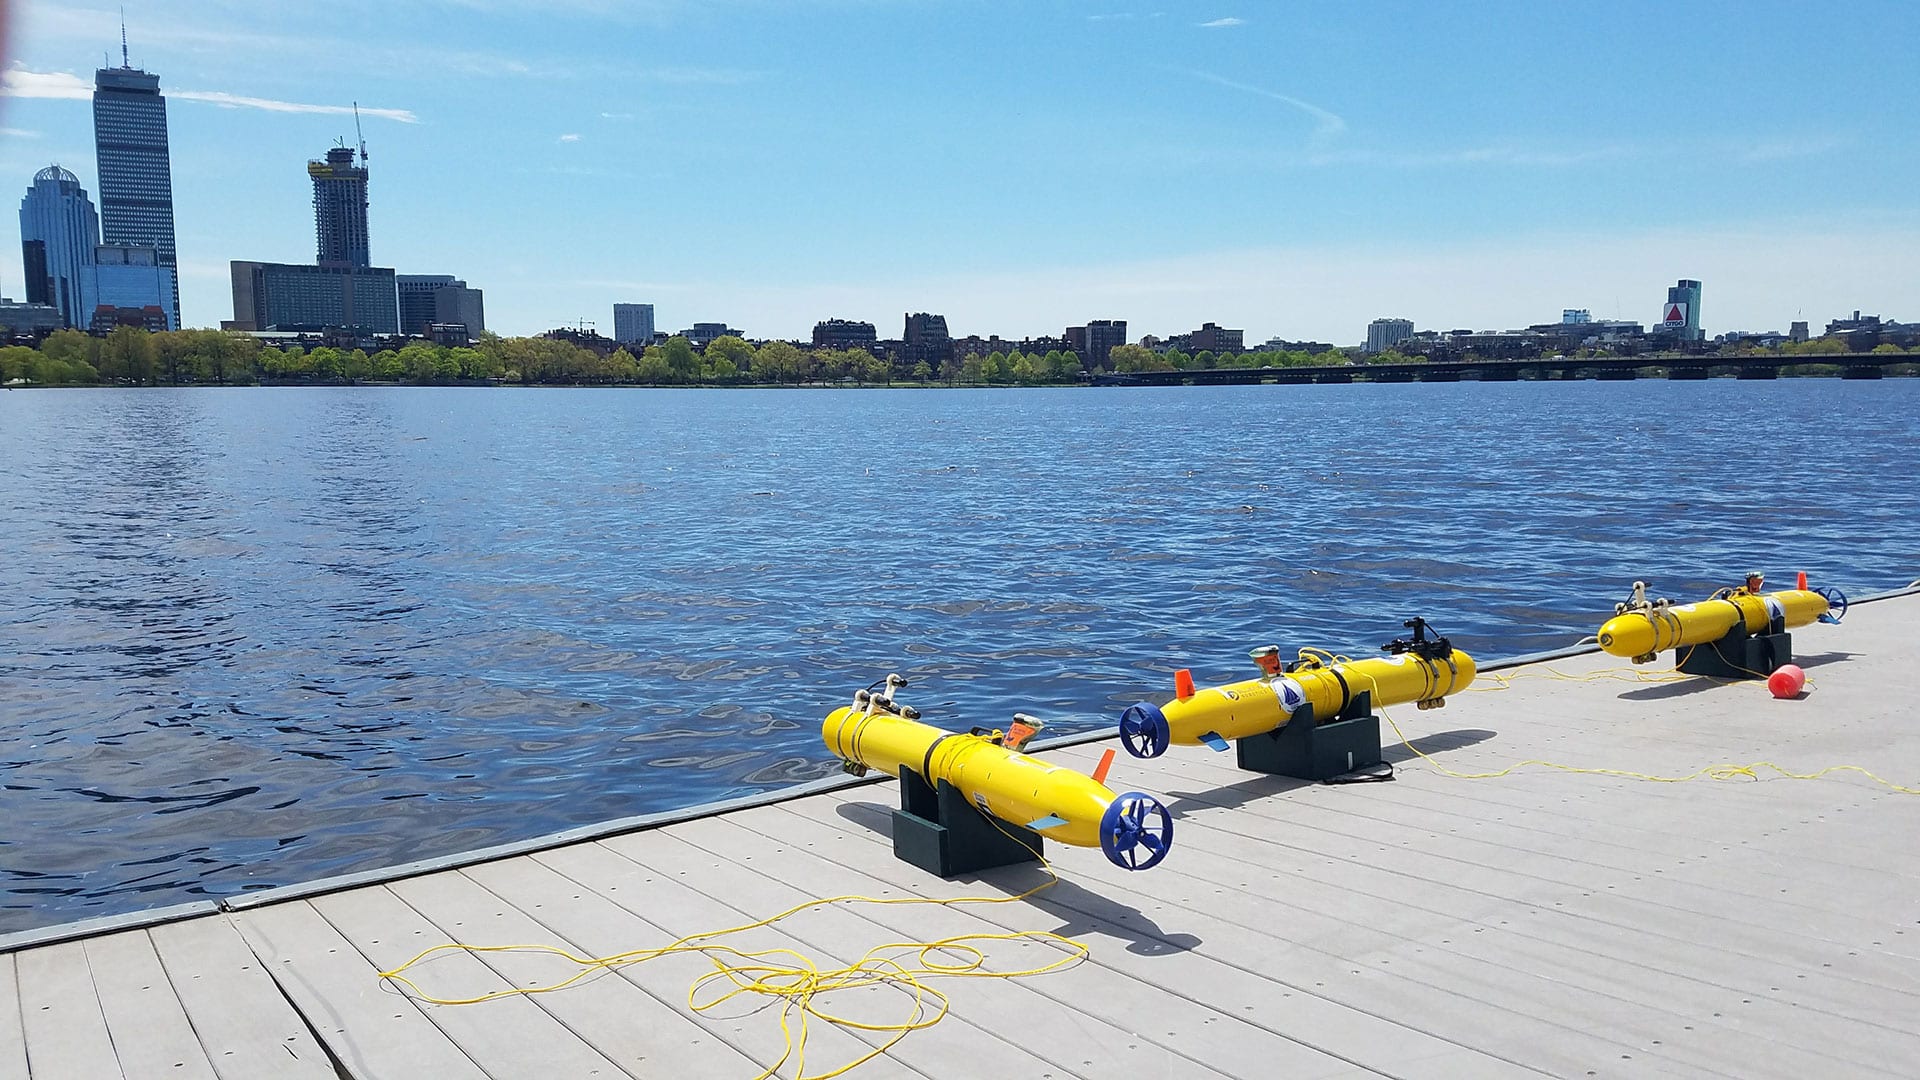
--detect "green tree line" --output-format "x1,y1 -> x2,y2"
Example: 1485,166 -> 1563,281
1,326 -> 1910,389
0,328 -> 1091,388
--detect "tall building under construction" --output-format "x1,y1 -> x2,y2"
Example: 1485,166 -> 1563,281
310,145 -> 371,268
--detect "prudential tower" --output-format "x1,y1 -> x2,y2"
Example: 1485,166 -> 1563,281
92,28 -> 180,329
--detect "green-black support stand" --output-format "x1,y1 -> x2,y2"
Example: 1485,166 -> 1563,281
1235,690 -> 1384,781
891,765 -> 1042,877
1675,614 -> 1790,680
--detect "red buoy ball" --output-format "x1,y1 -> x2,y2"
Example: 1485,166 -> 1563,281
1767,664 -> 1807,699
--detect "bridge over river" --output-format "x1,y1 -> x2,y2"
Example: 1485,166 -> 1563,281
1096,351 -> 1906,386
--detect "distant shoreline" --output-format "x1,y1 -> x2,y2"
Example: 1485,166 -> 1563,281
8,369 -> 1916,391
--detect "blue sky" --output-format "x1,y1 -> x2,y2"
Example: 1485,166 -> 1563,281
2,0 -> 1916,342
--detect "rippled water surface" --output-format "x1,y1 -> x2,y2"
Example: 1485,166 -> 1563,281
2,381 -> 1916,930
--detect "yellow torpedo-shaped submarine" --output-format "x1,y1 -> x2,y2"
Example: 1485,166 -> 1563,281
822,676 -> 1173,870
1119,619 -> 1477,759
1595,574 -> 1846,663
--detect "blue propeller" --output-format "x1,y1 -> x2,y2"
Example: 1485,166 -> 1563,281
1817,586 -> 1849,624
1100,792 -> 1173,870
1118,702 -> 1171,759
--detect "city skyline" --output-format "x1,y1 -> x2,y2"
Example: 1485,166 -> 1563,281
1,2 -> 1916,340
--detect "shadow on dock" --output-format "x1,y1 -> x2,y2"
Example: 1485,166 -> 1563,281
831,799 -> 1204,956
1381,726 -> 1497,762
1793,650 -> 1858,669
1157,728 -> 1497,816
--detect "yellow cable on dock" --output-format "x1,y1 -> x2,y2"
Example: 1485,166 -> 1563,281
377,825 -> 1086,1080
1316,650 -> 1917,796
1379,704 -> 1920,793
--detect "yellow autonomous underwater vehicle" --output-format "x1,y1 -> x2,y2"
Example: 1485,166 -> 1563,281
823,675 -> 1173,870
1595,573 -> 1847,664
1119,618 -> 1477,759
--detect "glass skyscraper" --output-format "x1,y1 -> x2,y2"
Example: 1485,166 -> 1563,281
18,166 -> 102,329
93,62 -> 179,330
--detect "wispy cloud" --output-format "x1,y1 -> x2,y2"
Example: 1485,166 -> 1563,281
1187,70 -> 1345,140
0,128 -> 44,138
172,90 -> 418,123
600,111 -> 634,120
558,133 -> 582,143
1,67 -> 92,100
1199,17 -> 1245,28
1,66 -> 418,122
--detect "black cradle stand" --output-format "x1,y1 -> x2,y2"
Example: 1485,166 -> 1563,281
1235,690 -> 1384,781
891,766 -> 1043,877
1674,615 -> 1790,680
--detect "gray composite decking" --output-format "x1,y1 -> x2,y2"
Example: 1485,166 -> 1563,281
5,592 -> 1918,1078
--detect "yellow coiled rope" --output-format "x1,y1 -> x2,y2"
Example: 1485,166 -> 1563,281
377,825 -> 1085,1080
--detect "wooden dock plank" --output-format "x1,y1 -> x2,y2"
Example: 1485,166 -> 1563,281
666,812 -> 1486,1080
749,798 -> 1570,1079
789,787 -> 1759,1079
1058,739 -> 1920,981
946,777 -> 1914,1079
1157,788 -> 1920,1009
386,868 -> 758,1080
1098,742 -> 1920,939
12,941 -> 121,1080
529,839 -> 957,1080
148,916 -> 338,1080
1050,741 -> 1920,1007
1165,777 -> 1920,1039
309,885 -> 630,1079
0,954 -> 27,1080
591,829 -> 1156,1080
1157,744 -> 1920,909
1148,767 -> 1908,956
463,853 -> 924,1079
617,821 -> 1248,1080
81,931 -> 219,1080
235,900 -> 489,1079
1084,772 -> 1920,1063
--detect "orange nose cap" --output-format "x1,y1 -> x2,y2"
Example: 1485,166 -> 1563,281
1174,669 -> 1196,700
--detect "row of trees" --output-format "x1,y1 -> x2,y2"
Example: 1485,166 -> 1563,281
0,327 -> 1102,388
0,328 -> 988,387
1,326 -> 1911,389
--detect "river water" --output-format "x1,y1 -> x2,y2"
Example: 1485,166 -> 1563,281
1,380 -> 1915,931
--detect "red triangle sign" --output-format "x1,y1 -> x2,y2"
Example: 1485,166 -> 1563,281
1666,304 -> 1683,322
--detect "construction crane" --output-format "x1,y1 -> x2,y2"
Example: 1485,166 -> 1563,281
353,101 -> 368,162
